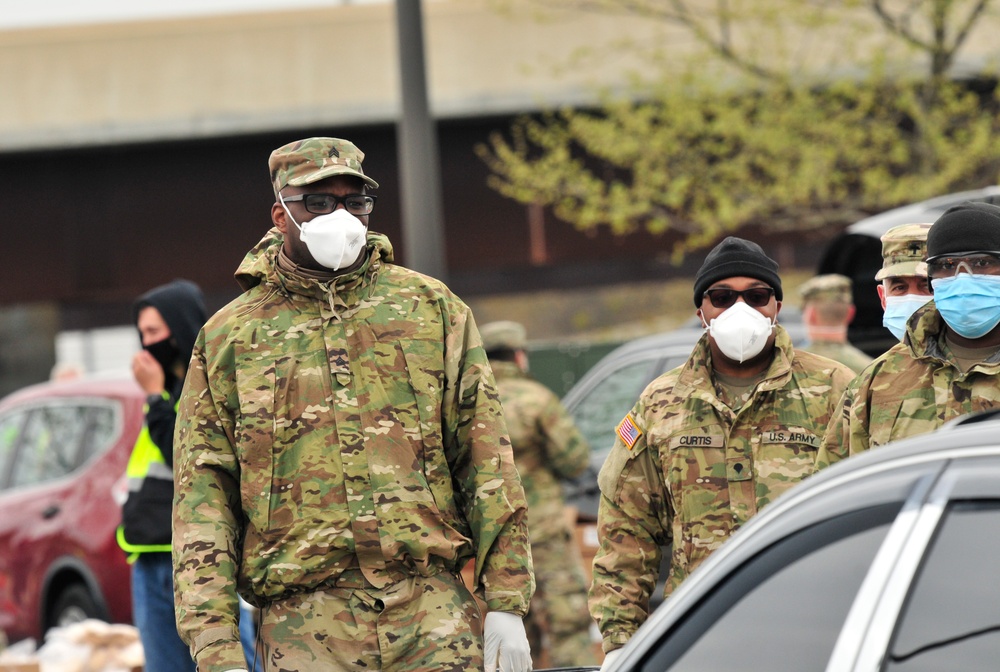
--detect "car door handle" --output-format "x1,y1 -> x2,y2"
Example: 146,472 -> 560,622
42,504 -> 60,519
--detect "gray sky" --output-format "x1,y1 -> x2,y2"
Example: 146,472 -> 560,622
0,0 -> 387,30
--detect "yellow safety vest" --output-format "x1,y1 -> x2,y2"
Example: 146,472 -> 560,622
117,407 -> 174,557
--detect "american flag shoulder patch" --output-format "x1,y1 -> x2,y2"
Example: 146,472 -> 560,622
616,413 -> 642,450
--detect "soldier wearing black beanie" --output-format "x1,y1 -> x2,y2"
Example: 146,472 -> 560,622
589,235 -> 856,658
816,198 -> 1000,470
926,201 -> 1000,261
693,236 -> 783,307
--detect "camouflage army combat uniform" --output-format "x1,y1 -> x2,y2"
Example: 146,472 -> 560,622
816,302 -> 1000,466
589,327 -> 853,651
801,340 -> 872,375
491,359 -> 594,667
799,273 -> 872,374
173,229 -> 534,672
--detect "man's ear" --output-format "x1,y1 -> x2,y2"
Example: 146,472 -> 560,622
802,304 -> 814,325
696,308 -> 706,326
514,349 -> 529,372
271,202 -> 288,234
876,284 -> 887,310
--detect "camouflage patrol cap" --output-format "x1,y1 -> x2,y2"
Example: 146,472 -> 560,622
480,320 -> 527,352
269,137 -> 379,197
874,223 -> 931,280
799,273 -> 852,304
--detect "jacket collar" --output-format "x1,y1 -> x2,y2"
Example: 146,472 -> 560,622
235,228 -> 395,307
904,301 -> 1000,367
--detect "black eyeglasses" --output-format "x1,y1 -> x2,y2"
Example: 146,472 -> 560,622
704,287 -> 775,309
281,193 -> 377,216
926,252 -> 1000,279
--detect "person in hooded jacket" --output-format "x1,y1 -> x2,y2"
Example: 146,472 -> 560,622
119,279 -> 206,672
172,137 -> 534,672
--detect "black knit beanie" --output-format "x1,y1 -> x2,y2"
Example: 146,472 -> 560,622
693,236 -> 783,306
927,201 -> 1000,260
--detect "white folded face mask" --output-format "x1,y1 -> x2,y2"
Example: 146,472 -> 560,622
704,301 -> 775,362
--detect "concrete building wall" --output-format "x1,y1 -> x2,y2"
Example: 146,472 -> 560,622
0,0 -> 679,151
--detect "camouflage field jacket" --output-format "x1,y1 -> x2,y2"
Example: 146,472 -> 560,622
589,327 -> 853,651
491,361 -> 590,541
817,302 -> 1000,467
173,229 -> 533,669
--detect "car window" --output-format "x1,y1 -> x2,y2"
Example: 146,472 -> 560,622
640,503 -> 901,672
79,403 -> 121,466
8,405 -> 90,489
885,500 -> 1000,671
0,410 -> 29,489
571,357 -> 660,456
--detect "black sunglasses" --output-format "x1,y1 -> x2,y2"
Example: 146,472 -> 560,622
704,287 -> 775,309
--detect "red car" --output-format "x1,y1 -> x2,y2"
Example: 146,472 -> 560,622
0,376 -> 143,642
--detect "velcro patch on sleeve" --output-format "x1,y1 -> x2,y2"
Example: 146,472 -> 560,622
616,413 -> 642,450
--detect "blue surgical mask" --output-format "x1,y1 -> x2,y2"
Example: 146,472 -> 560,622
882,294 -> 932,341
931,273 -> 1000,339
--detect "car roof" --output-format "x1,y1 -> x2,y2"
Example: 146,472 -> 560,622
844,185 -> 1000,239
0,376 -> 143,410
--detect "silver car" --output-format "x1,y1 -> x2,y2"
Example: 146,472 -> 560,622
606,410 -> 1000,671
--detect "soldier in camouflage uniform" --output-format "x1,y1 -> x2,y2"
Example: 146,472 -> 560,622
588,237 -> 854,665
817,203 -> 1000,466
480,320 -> 595,668
874,223 -> 933,342
172,137 -> 534,672
798,273 -> 872,373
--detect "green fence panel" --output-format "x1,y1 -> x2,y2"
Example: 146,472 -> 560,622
526,339 -> 623,398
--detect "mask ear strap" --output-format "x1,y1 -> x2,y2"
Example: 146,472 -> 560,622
276,189 -> 303,231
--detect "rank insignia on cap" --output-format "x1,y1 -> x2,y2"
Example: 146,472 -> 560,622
616,413 -> 642,450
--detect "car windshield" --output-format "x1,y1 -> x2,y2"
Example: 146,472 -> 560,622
571,357 -> 664,459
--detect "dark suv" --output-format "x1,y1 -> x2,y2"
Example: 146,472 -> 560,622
818,185 -> 1000,356
0,376 -> 142,642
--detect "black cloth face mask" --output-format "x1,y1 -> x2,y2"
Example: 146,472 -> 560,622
144,337 -> 181,393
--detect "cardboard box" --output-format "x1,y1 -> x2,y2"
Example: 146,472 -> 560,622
0,660 -> 141,671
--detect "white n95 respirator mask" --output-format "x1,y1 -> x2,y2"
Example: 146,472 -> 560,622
704,301 -> 775,363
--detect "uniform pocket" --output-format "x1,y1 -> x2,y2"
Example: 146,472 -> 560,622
664,432 -> 729,574
755,424 -> 820,505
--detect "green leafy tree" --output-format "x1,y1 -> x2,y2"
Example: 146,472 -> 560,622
478,0 -> 1000,259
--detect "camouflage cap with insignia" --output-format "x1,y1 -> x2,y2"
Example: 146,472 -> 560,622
874,223 -> 931,280
480,320 -> 527,352
269,137 -> 379,197
799,273 -> 853,304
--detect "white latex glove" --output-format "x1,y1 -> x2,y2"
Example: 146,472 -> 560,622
483,611 -> 531,672
600,647 -> 623,671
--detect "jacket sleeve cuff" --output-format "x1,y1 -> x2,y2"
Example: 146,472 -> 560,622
192,629 -> 247,672
603,630 -> 634,653
484,590 -> 529,617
